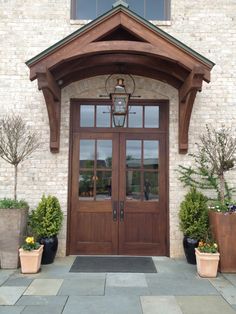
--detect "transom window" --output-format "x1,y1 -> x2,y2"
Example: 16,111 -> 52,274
71,0 -> 170,21
79,104 -> 160,128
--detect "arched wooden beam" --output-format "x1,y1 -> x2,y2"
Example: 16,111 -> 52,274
52,53 -> 189,83
37,70 -> 61,153
61,64 -> 182,89
30,41 -> 210,82
178,67 -> 205,153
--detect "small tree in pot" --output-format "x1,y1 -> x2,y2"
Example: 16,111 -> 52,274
0,115 -> 39,268
179,187 -> 209,264
28,195 -> 63,264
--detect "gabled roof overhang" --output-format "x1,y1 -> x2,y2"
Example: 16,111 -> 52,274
26,4 -> 214,153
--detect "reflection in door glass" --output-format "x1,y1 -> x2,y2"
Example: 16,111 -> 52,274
96,106 -> 111,127
96,171 -> 112,200
128,106 -> 143,128
126,140 -> 142,168
97,140 -> 112,169
144,141 -> 159,169
79,140 -> 95,168
80,105 -> 95,127
145,106 -> 159,128
126,171 -> 141,200
79,171 -> 94,200
144,172 -> 159,201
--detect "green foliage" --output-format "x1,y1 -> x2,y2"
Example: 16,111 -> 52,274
21,236 -> 40,251
179,187 -> 209,239
28,195 -> 63,238
197,239 -> 218,253
0,198 -> 29,209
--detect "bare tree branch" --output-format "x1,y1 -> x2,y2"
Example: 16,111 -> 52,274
0,114 -> 40,200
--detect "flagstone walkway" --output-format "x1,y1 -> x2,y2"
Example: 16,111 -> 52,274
0,256 -> 236,313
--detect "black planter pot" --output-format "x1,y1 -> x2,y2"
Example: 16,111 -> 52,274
39,236 -> 58,265
183,236 -> 199,265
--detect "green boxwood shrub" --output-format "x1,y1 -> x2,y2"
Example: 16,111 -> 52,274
179,187 -> 209,239
28,195 -> 63,238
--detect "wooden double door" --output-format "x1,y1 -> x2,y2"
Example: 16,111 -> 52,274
69,101 -> 168,256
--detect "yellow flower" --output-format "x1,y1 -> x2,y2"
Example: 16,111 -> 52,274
25,237 -> 34,244
214,243 -> 218,248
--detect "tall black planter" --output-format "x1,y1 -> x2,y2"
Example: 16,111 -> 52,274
39,236 -> 58,265
183,236 -> 198,265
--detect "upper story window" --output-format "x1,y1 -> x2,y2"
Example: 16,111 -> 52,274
71,0 -> 170,21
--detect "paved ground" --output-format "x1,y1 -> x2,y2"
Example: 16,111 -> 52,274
1,256 -> 236,313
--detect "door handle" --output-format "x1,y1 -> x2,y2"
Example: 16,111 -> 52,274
120,201 -> 124,222
112,201 -> 118,221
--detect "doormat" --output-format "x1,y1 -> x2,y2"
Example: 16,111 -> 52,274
69,256 -> 157,273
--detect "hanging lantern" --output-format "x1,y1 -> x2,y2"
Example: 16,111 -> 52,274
110,78 -> 130,127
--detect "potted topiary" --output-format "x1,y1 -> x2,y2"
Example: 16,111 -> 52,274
0,115 -> 39,269
28,195 -> 63,264
179,187 -> 209,264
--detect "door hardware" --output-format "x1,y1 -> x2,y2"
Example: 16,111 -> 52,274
120,201 -> 124,221
112,201 -> 118,221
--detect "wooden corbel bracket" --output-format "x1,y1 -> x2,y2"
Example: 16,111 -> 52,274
36,70 -> 61,153
178,66 -> 205,154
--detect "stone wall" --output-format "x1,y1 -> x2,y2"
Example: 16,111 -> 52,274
0,0 -> 235,257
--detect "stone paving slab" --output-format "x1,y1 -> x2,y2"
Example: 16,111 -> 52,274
58,277 -> 105,296
0,306 -> 25,314
0,286 -> 27,305
176,296 -> 236,314
21,304 -> 64,314
141,296 -> 183,314
106,286 -> 150,296
3,277 -> 33,287
146,274 -> 219,296
106,273 -> 148,287
16,295 -> 68,306
24,279 -> 63,296
63,296 -> 143,314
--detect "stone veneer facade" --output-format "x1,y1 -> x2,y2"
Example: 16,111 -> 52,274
0,0 -> 235,257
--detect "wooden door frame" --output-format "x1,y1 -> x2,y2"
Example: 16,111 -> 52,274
66,99 -> 170,256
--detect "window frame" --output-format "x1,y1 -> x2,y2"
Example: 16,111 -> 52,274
70,0 -> 171,21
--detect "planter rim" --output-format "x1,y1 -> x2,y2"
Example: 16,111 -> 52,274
195,248 -> 220,257
209,210 -> 236,215
19,245 -> 44,254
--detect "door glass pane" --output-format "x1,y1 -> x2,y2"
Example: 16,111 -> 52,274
97,140 -> 112,169
80,140 -> 95,168
144,140 -> 159,169
96,105 -> 111,127
96,171 -> 112,200
80,105 -> 95,127
79,171 -> 94,200
145,106 -> 159,128
126,171 -> 141,200
128,106 -> 143,128
144,172 -> 159,201
126,140 -> 142,168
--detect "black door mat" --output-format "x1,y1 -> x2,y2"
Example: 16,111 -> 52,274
69,256 -> 157,273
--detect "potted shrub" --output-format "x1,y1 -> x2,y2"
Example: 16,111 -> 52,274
19,236 -> 43,273
28,195 -> 63,264
195,238 -> 219,278
179,187 -> 209,264
0,114 -> 39,269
